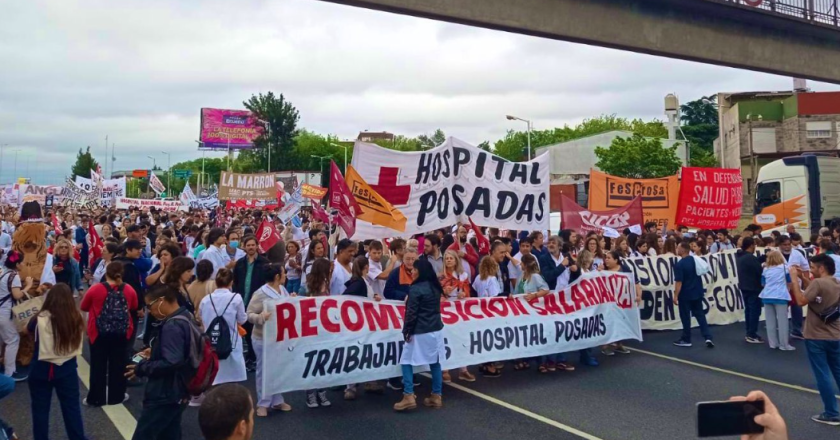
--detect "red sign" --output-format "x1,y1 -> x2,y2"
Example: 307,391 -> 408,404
224,200 -> 279,210
744,0 -> 763,6
560,194 -> 644,236
675,167 -> 743,230
132,169 -> 149,178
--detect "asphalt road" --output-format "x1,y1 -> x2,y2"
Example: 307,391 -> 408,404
3,322 -> 839,440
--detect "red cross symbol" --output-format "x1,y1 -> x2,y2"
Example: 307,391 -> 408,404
370,167 -> 411,206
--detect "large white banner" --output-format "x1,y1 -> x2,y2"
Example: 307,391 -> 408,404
74,176 -> 126,207
115,197 -> 187,211
624,248 -> 797,330
262,271 -> 641,394
350,137 -> 549,239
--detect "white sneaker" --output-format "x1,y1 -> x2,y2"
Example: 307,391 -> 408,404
317,390 -> 331,407
306,391 -> 319,408
189,394 -> 205,407
123,393 -> 130,403
779,346 -> 796,351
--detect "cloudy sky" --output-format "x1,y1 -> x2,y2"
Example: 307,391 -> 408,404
2,0 -> 839,185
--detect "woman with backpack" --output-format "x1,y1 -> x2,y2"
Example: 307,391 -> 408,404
80,261 -> 139,407
27,284 -> 87,440
198,268 -> 246,388
0,251 -> 32,382
246,263 -> 292,416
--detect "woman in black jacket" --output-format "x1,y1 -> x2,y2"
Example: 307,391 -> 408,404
343,256 -> 377,299
393,260 -> 445,412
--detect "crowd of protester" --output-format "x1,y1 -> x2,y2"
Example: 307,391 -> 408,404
0,206 -> 839,440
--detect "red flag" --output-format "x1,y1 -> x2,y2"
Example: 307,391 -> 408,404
256,219 -> 281,254
329,161 -> 362,237
468,218 -> 490,255
87,221 -> 103,269
311,202 -> 330,224
51,213 -> 62,236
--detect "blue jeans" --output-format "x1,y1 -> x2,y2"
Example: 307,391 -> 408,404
286,278 -> 301,294
29,362 -> 87,440
790,304 -> 804,336
402,364 -> 442,396
805,339 -> 840,418
741,289 -> 761,338
679,298 -> 712,342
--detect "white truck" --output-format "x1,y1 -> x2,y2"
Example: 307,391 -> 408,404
753,154 -> 840,237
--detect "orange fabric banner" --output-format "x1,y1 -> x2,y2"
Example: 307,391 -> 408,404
345,165 -> 407,232
588,169 -> 680,229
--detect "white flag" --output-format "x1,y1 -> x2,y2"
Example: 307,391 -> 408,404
149,173 -> 166,195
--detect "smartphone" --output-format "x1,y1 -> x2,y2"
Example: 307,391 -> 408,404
697,400 -> 764,438
131,354 -> 146,364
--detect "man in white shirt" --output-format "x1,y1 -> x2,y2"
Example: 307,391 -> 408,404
330,239 -> 355,296
710,230 -> 734,254
367,241 -> 396,296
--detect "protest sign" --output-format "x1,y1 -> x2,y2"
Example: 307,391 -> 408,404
589,169 -> 679,229
276,187 -> 305,223
199,108 -> 262,150
149,173 -> 166,195
676,167 -> 743,230
256,219 -> 281,254
225,199 -> 278,210
300,183 -> 328,200
75,175 -> 126,207
17,185 -> 66,207
63,179 -> 100,210
262,270 -> 641,394
560,194 -> 643,236
350,137 -> 549,239
218,172 -> 276,201
622,248 -> 758,331
115,197 -> 187,211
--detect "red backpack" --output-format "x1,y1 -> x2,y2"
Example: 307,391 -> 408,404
170,315 -> 219,396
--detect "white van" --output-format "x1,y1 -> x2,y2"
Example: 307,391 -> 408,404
753,154 -> 840,237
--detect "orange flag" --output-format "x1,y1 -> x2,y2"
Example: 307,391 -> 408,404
344,165 -> 407,232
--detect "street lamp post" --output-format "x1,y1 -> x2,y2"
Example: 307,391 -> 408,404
311,155 -> 330,187
506,115 -> 532,160
161,151 -> 171,194
330,143 -> 349,174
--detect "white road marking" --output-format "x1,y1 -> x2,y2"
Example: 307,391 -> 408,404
421,373 -> 604,440
76,355 -> 137,440
629,347 -> 840,399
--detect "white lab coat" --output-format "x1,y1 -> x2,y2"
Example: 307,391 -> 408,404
199,288 -> 247,385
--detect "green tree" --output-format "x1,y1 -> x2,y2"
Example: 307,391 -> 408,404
239,91 -> 300,172
372,135 -> 423,152
689,146 -> 719,168
492,114 -> 668,161
680,95 -> 718,126
70,146 -> 100,180
595,134 -> 681,178
477,141 -> 491,152
171,157 -> 227,192
417,129 -> 447,149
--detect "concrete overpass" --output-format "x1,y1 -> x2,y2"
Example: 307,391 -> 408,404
319,0 -> 840,84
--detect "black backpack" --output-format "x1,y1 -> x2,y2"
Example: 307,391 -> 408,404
96,283 -> 129,337
205,293 -> 236,360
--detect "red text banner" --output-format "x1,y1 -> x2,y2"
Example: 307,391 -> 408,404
676,167 -> 742,230
261,271 -> 642,394
560,194 -> 643,236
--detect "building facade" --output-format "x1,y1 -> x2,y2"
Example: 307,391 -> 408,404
715,90 -> 840,214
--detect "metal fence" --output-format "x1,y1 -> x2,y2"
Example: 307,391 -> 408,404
713,0 -> 840,26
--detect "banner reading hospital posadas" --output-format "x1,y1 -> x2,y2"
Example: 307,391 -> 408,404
589,169 -> 679,229
350,137 -> 549,239
675,167 -> 743,230
262,271 -> 641,394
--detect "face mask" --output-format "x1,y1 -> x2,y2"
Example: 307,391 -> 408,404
230,241 -> 239,249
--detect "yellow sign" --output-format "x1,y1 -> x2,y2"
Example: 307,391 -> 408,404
345,165 -> 407,232
588,169 -> 680,228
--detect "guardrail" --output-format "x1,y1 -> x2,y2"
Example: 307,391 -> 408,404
711,0 -> 840,27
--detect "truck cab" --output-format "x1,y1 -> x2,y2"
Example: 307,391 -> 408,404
753,154 -> 840,237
